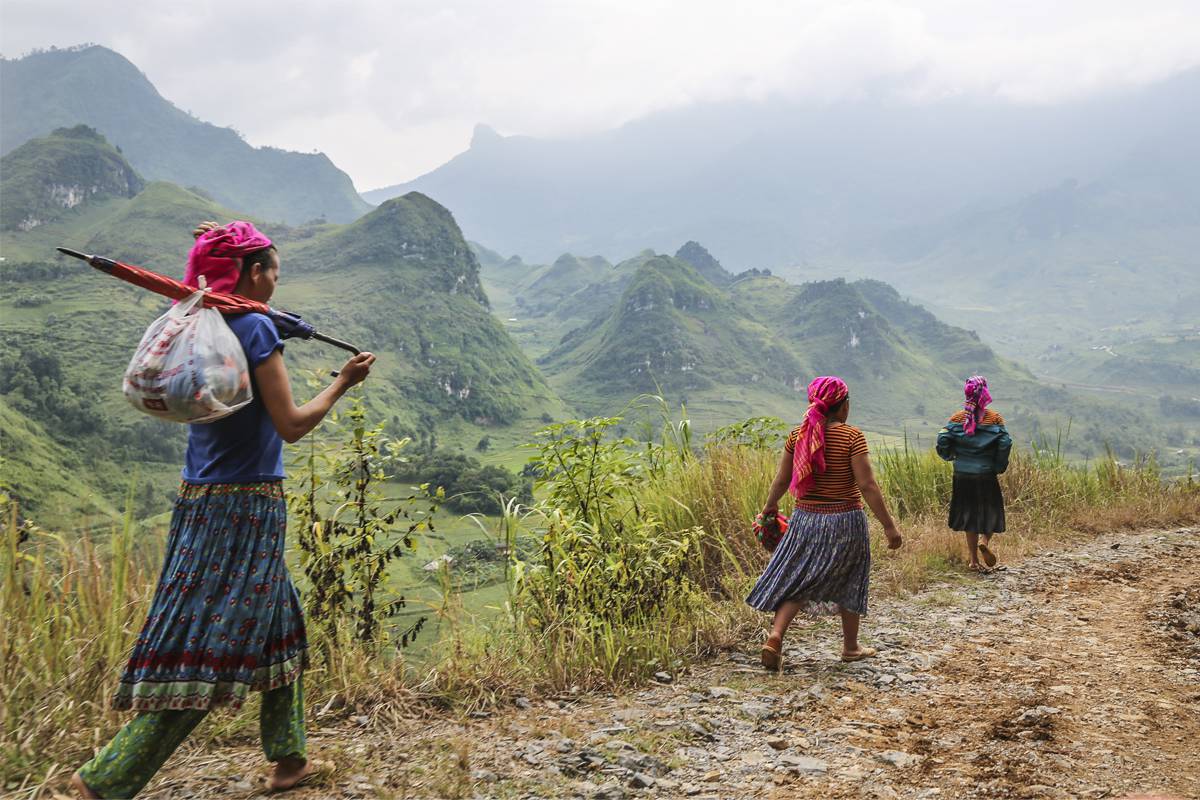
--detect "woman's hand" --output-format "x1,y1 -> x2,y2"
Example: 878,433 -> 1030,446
883,524 -> 903,550
192,220 -> 221,239
335,352 -> 376,388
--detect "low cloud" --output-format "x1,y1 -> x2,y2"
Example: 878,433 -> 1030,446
4,0 -> 1199,188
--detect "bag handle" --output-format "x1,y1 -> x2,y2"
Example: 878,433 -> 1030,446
170,288 -> 208,318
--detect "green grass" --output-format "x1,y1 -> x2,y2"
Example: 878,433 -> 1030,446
4,416 -> 1197,788
0,149 -> 569,525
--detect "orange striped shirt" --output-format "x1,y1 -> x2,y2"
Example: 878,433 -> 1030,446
784,423 -> 869,512
949,409 -> 1006,426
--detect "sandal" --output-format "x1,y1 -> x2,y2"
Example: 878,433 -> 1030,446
978,543 -> 997,568
841,646 -> 877,663
761,635 -> 783,671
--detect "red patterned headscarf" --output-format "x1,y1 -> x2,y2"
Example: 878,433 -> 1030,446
789,376 -> 850,499
184,221 -> 273,295
963,375 -> 992,436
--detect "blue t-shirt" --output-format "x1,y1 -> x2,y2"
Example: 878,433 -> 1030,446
183,313 -> 285,484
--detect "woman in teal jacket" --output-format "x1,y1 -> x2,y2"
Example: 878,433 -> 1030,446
937,376 -> 1012,571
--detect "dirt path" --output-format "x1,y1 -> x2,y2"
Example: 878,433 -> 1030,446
124,526 -> 1200,799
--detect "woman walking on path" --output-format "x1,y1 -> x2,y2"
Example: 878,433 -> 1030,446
748,376 -> 903,671
72,221 -> 376,799
937,375 -> 1012,572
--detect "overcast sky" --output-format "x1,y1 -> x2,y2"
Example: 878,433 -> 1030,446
4,0 -> 1200,190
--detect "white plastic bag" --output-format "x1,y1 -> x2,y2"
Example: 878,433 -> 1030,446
123,290 -> 253,423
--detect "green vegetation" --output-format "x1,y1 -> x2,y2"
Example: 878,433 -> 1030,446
289,397 -> 440,649
393,450 -> 532,515
479,238 -> 1197,474
4,405 -> 1196,785
0,125 -> 142,230
0,131 -> 566,525
1,45 -> 370,224
674,240 -> 732,285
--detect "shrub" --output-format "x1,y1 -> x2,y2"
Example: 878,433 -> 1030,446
394,450 -> 530,515
288,396 -> 441,652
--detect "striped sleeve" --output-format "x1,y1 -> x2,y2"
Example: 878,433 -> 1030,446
849,427 -> 868,456
949,409 -> 1005,425
784,426 -> 802,454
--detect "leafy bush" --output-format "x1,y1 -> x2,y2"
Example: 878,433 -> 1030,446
501,417 -> 719,683
288,396 -> 440,652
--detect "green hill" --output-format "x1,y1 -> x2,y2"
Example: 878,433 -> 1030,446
0,138 -> 565,525
1,45 -> 370,224
674,241 -> 732,286
481,240 -> 1192,469
0,125 -> 143,231
540,257 -> 1024,429
543,255 -> 770,396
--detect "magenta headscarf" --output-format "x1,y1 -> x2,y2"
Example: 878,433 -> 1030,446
962,375 -> 992,436
789,376 -> 850,499
184,221 -> 273,295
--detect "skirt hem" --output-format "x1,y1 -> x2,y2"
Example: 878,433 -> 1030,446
112,650 -> 308,712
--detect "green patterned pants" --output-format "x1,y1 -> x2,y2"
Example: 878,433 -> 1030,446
77,677 -> 306,799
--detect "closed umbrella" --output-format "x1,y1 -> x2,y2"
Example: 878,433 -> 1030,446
56,246 -> 361,355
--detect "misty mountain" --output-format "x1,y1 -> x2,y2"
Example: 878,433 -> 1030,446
366,71 -> 1200,268
852,130 -> 1200,361
536,252 -> 1025,428
1,45 -> 371,224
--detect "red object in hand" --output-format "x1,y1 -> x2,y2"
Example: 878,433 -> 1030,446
753,511 -> 789,553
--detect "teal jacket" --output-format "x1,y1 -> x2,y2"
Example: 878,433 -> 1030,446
936,421 -> 1012,475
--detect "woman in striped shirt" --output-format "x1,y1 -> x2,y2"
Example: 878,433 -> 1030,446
747,376 -> 902,670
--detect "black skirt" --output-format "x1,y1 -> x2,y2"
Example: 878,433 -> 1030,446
948,472 -> 1006,534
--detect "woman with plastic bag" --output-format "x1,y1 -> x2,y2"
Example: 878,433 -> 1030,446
73,221 -> 375,799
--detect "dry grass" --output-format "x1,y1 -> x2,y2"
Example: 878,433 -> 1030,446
3,441 -> 1196,790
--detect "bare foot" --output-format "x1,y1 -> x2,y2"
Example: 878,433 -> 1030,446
269,756 -> 313,792
70,772 -> 100,799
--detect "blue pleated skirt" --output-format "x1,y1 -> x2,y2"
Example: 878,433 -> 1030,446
113,481 -> 308,711
745,508 -> 871,616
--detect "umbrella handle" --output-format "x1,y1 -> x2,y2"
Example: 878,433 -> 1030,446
311,331 -> 361,355
311,332 -> 363,378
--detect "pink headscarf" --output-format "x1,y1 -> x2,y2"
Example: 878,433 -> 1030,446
962,375 -> 992,436
184,221 -> 273,295
789,376 -> 850,499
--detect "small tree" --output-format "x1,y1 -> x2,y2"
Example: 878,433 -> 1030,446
289,395 -> 442,659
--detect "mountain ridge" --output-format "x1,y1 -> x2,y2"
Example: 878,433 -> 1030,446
0,131 -> 564,524
1,45 -> 371,225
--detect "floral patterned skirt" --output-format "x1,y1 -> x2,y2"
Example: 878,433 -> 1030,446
113,481 -> 308,711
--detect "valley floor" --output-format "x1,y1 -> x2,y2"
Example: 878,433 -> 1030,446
66,527 -> 1200,799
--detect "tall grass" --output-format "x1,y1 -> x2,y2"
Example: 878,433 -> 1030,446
3,422 -> 1197,791
1,495 -> 157,788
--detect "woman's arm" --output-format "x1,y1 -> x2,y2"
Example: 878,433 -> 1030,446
994,427 -> 1013,474
256,350 -> 376,443
761,448 -> 793,516
935,425 -> 956,461
851,452 -> 903,549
